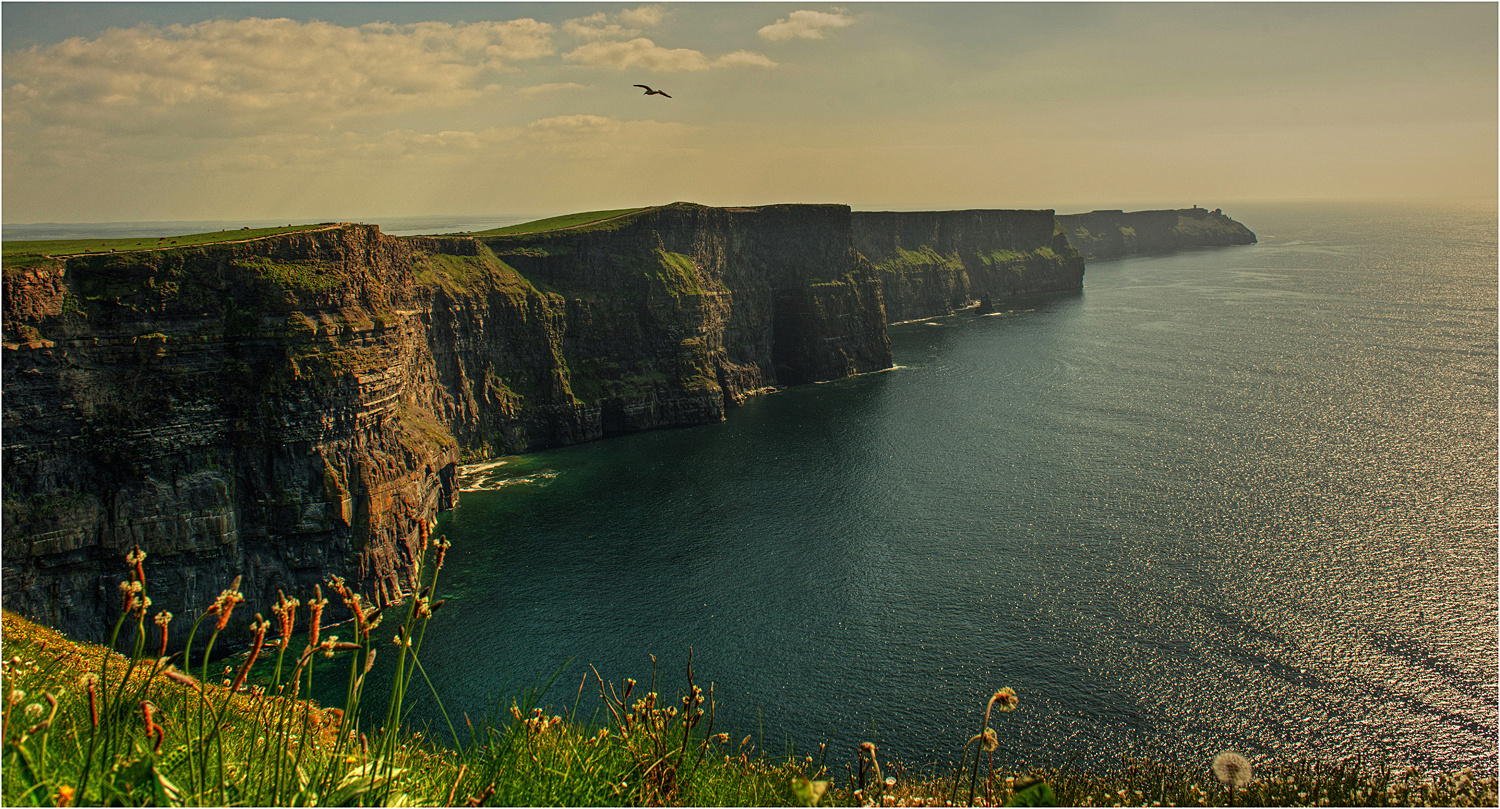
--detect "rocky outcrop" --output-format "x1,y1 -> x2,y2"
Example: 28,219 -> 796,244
2,226 -> 458,644
417,203 -> 892,457
1,203 -> 893,644
1057,207 -> 1256,260
851,210 -> 1085,323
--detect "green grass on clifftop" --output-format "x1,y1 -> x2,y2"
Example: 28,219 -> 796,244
467,208 -> 650,236
2,225 -> 334,269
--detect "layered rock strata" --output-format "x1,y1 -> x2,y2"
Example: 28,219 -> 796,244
1,203 -> 894,644
8,201 -> 1246,645
3,225 -> 458,644
1057,207 -> 1257,260
852,210 -> 1086,323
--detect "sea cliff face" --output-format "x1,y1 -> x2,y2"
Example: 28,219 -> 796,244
2,225 -> 458,643
852,210 -> 1085,322
5,201 -> 1246,644
1057,207 -> 1256,260
1,203 -> 895,643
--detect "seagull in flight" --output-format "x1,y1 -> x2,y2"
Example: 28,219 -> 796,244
634,84 -> 672,98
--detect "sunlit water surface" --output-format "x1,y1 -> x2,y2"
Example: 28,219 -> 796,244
340,202 -> 1497,772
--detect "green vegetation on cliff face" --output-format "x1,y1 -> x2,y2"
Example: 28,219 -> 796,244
851,210 -> 1085,323
0,207 -> 897,647
1057,207 -> 1255,260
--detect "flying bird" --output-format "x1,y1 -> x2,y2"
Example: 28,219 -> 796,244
634,84 -> 672,98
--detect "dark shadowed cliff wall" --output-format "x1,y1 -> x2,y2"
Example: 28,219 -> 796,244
1057,207 -> 1256,260
1,203 -> 895,643
7,201 -> 1180,643
2,226 -> 458,643
851,210 -> 1085,323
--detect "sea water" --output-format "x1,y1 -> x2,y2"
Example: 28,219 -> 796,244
339,202 -> 1500,771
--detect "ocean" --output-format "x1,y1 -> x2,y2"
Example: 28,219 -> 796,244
27,201 -> 1493,773
366,200 -> 1496,773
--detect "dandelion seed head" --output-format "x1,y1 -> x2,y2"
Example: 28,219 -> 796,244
1212,752 -> 1252,787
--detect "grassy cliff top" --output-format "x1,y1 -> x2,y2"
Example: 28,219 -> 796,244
466,207 -> 652,236
2,223 -> 337,268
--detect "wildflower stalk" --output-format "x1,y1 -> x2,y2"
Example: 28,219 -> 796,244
967,687 -> 1017,806
75,590 -> 131,804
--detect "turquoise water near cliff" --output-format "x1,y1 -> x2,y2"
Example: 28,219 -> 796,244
370,201 -> 1498,771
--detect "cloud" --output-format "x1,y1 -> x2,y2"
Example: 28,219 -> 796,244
178,116 -> 699,171
619,6 -> 668,29
716,51 -> 779,69
518,82 -> 590,96
524,114 -> 626,138
2,17 -> 556,135
564,38 -> 776,71
757,9 -> 855,41
563,5 -> 666,41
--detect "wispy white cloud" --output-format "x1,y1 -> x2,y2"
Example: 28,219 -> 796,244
716,50 -> 779,69
2,17 -> 556,135
757,9 -> 855,41
564,38 -> 776,71
186,116 -> 700,171
619,6 -> 668,29
518,82 -> 590,97
562,5 -> 667,41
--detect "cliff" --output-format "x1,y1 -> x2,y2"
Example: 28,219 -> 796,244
1057,207 -> 1256,260
2,225 -> 459,644
419,203 -> 892,455
851,210 -> 1085,323
1,203 -> 893,644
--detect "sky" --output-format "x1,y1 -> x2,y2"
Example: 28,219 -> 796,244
2,2 -> 1496,224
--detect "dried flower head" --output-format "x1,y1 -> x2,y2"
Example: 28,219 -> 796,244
162,666 -> 203,693
208,576 -> 244,631
85,679 -> 98,727
991,686 -> 1019,713
153,611 -> 173,657
1213,752 -> 1253,788
126,545 -> 147,582
307,585 -> 328,649
141,701 -> 165,753
229,615 -> 271,692
273,590 -> 300,649
118,580 -> 143,611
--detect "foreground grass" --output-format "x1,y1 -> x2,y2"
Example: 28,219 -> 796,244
2,547 -> 1493,807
